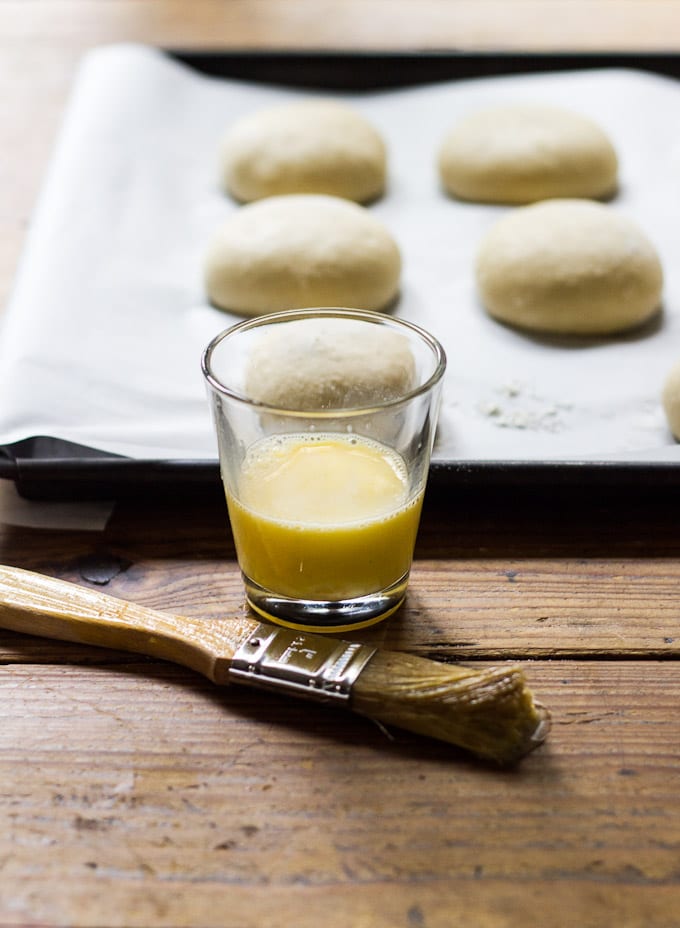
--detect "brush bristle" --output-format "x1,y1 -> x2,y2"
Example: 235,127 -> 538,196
351,650 -> 550,765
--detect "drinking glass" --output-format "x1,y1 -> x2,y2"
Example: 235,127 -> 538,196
202,308 -> 445,633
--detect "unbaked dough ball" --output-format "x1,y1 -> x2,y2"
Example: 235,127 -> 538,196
245,317 -> 416,410
438,104 -> 618,204
475,199 -> 663,335
220,99 -> 386,203
204,194 -> 401,316
662,361 -> 680,440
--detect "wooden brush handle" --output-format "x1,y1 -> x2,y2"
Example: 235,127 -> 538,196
0,565 -> 257,681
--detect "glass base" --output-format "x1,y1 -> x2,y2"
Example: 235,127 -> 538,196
242,572 -> 410,633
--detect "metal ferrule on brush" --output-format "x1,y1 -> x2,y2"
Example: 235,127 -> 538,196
229,622 -> 377,704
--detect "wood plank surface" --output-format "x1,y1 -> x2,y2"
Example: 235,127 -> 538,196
4,1 -> 680,52
2,659 -> 680,928
3,491 -> 680,662
2,3 -> 680,927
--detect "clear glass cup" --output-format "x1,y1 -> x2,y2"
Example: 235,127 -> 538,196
202,308 -> 446,633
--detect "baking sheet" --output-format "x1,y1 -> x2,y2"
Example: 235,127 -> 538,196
1,43 -> 680,485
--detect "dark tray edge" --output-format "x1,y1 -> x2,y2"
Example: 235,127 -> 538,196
2,436 -> 680,501
169,48 -> 680,87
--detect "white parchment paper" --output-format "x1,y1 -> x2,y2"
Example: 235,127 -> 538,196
1,43 -> 680,464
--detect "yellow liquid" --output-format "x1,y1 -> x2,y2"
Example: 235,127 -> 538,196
226,433 -> 423,602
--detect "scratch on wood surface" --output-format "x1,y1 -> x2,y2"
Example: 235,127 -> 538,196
560,710 -> 622,725
546,861 -> 680,886
73,814 -> 119,832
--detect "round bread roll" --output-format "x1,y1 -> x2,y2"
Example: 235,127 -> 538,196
220,99 -> 386,203
475,199 -> 663,335
204,194 -> 401,316
438,104 -> 618,204
245,317 -> 416,410
662,361 -> 680,440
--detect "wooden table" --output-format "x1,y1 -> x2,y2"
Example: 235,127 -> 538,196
3,3 -> 680,926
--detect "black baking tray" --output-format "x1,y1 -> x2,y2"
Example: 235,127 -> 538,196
3,49 -> 680,501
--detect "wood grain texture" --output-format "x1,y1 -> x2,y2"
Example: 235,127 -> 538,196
1,660 -> 680,927
3,493 -> 680,663
3,1 -> 680,52
2,494 -> 680,924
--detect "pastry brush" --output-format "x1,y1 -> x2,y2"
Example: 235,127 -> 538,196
0,565 -> 549,765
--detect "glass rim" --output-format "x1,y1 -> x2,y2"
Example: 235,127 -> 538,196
201,307 -> 447,420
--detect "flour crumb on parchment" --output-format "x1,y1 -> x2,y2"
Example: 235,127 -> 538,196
479,380 -> 573,432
